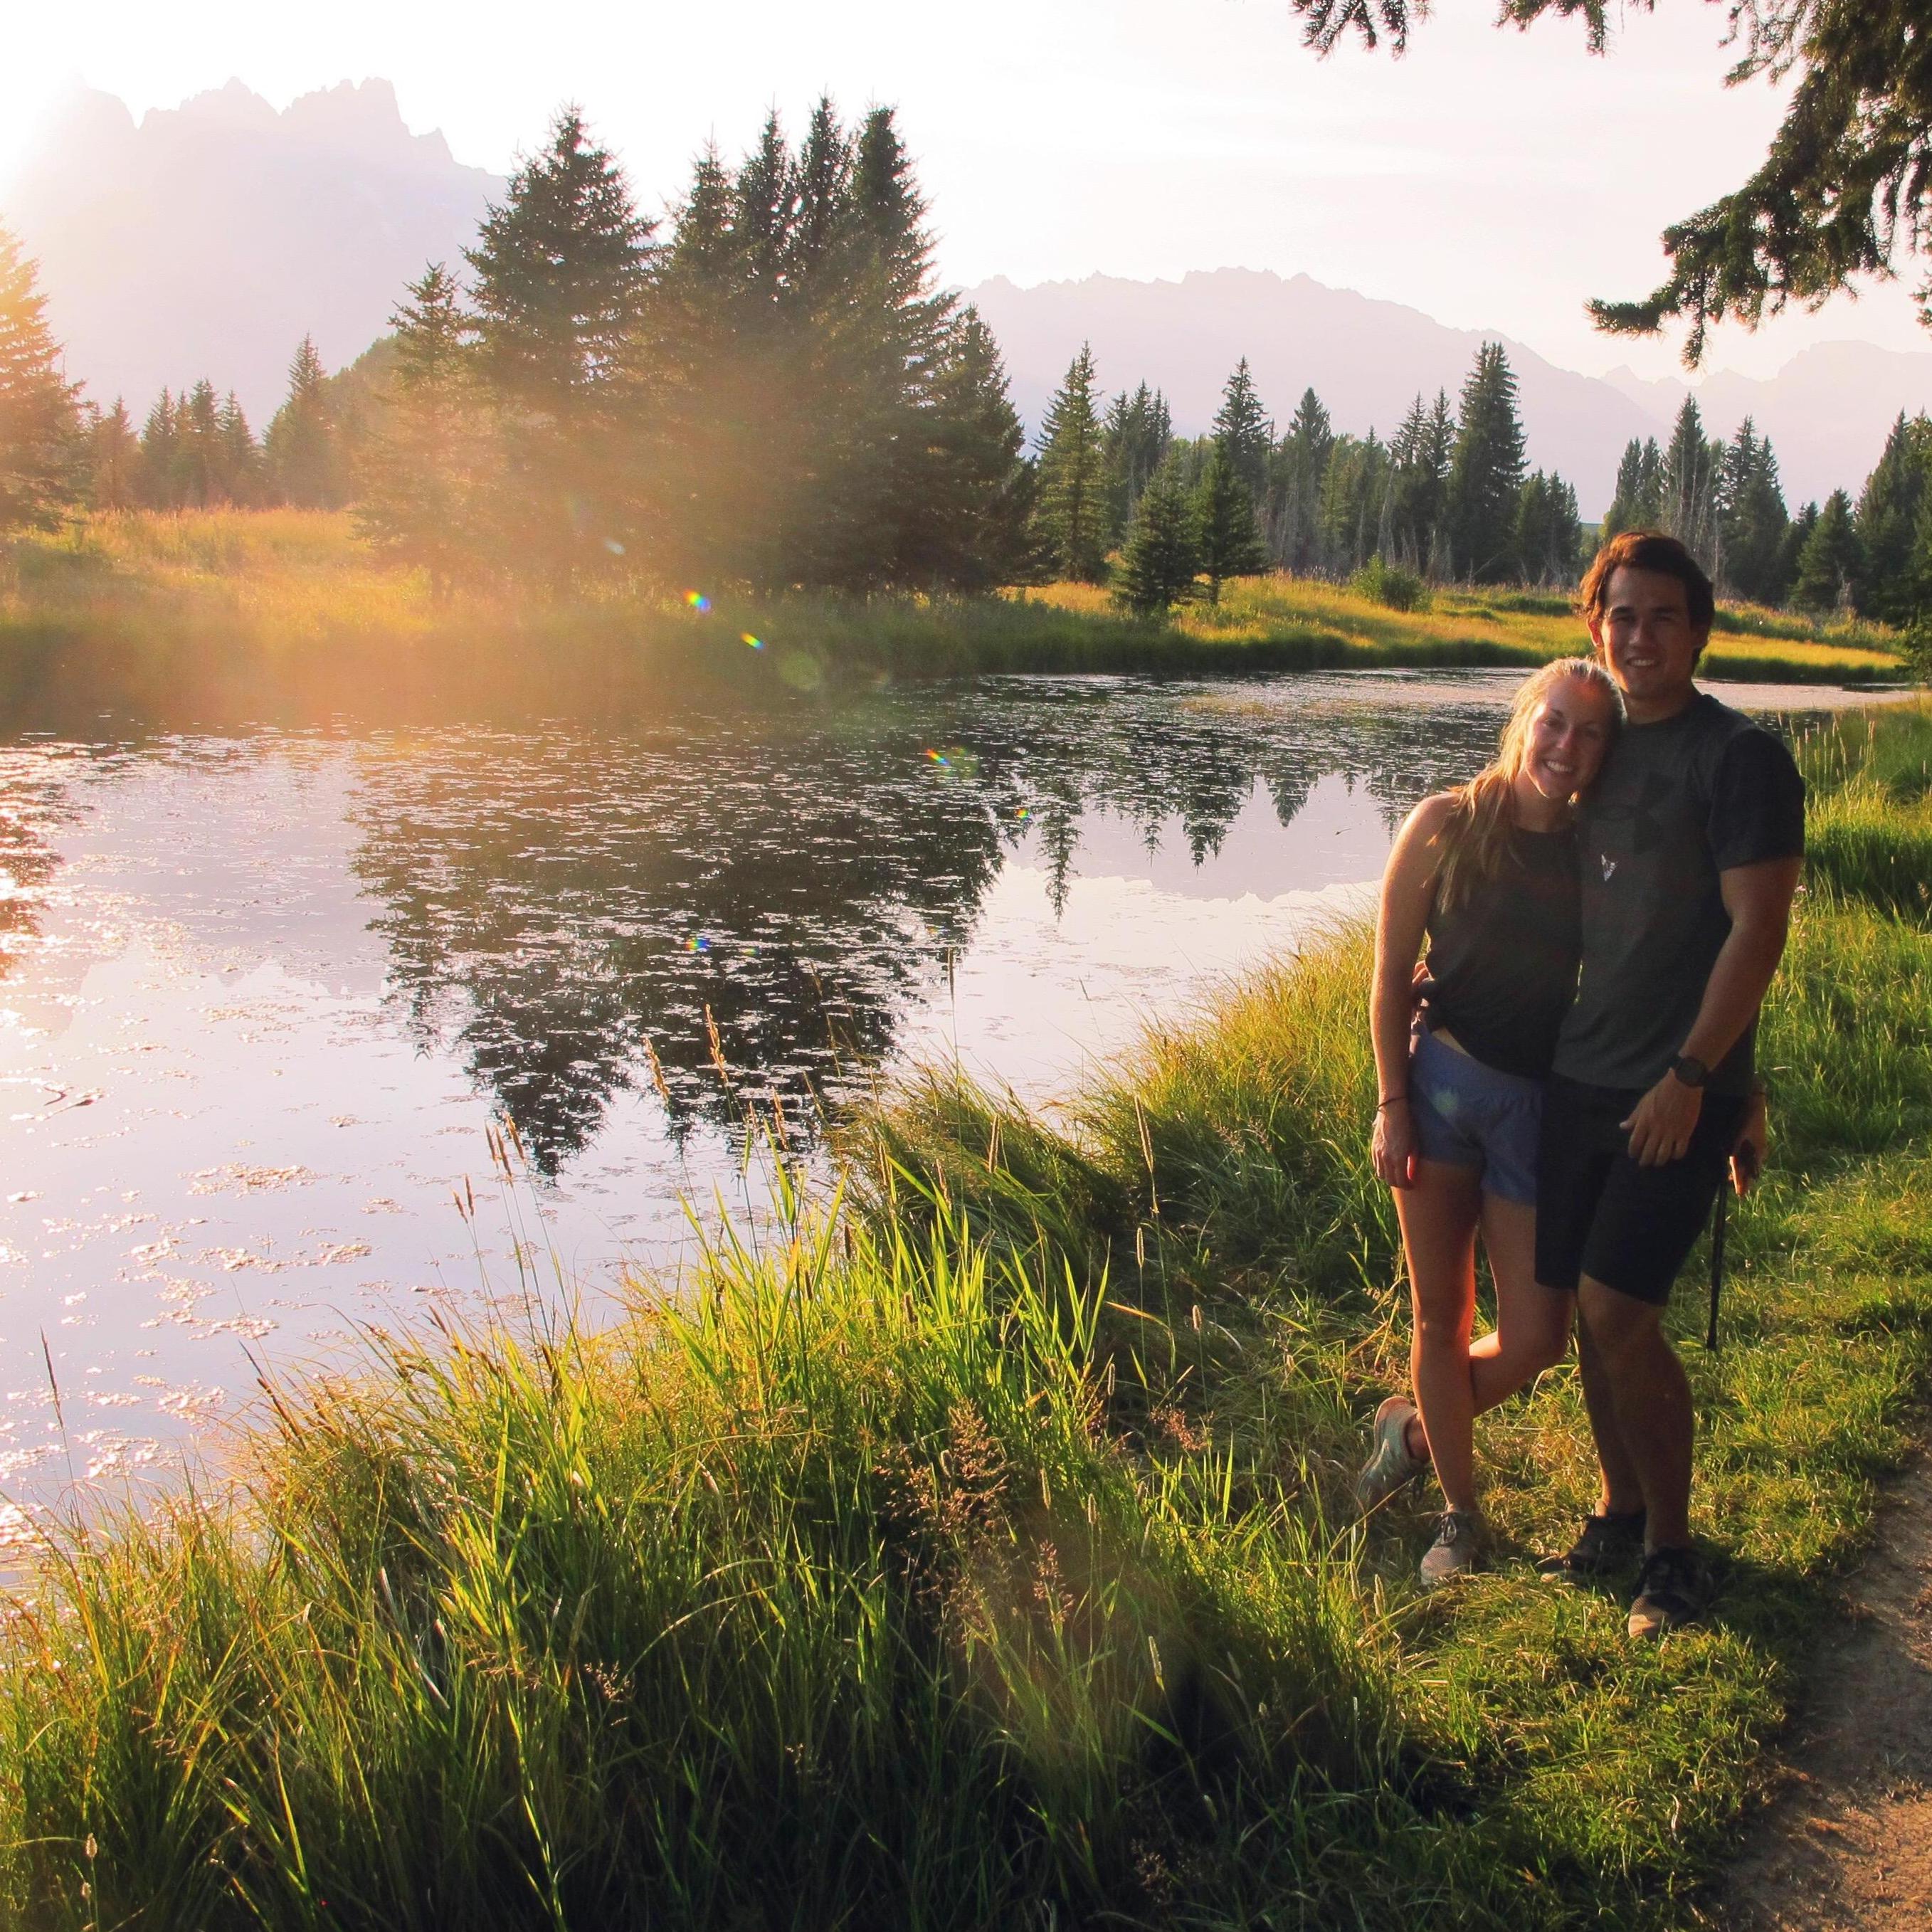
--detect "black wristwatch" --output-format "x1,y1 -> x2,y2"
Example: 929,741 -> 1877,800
1668,1053 -> 1709,1089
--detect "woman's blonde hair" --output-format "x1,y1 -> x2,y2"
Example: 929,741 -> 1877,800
1432,657 -> 1623,914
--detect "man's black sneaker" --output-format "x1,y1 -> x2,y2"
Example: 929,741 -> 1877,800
1627,1545 -> 1706,1640
1534,1508 -> 1647,1581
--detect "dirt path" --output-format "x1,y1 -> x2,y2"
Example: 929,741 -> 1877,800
1719,1452 -> 1932,1929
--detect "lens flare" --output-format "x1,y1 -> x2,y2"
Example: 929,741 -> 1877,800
924,749 -> 951,768
685,591 -> 712,613
742,633 -> 765,650
606,539 -> 626,556
685,934 -> 711,954
1015,805 -> 1031,820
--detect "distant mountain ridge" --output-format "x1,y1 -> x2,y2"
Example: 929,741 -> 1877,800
1,79 -> 504,425
965,268 -> 1932,518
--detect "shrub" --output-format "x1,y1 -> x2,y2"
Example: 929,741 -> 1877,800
1348,554 -> 1430,613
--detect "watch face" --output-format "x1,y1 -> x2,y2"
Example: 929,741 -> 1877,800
1672,1055 -> 1709,1087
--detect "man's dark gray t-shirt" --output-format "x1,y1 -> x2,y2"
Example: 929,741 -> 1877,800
1553,690 -> 1805,1097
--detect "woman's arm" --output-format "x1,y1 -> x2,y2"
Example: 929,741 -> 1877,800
1370,796 -> 1449,1189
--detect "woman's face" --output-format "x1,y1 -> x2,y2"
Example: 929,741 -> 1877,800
1521,677 -> 1616,801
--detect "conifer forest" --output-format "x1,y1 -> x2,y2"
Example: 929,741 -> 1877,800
1,99 -> 1928,624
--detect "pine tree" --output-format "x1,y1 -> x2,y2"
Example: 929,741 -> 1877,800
1447,342 -> 1526,582
179,379 -> 221,508
214,393 -> 261,507
653,102 -> 1015,593
0,223 -> 83,532
1515,470 -> 1583,586
88,400 -> 139,512
1385,389 -> 1455,572
1210,359 -> 1272,502
1193,443 -> 1267,603
909,305 -> 1039,591
1319,431 -> 1390,576
1719,419 -> 1790,606
808,105 -> 956,591
1100,383 -> 1171,543
731,110 -> 798,317
1602,436 -> 1668,541
1854,411 -> 1932,622
466,107 -> 657,580
137,389 -> 181,509
1115,455 -> 1199,614
1269,387 -> 1334,573
783,97 -> 854,298
1659,394 -> 1723,570
1034,344 -> 1108,581
357,263 -> 493,601
655,140 -> 756,579
1418,389 -> 1457,579
1778,502 -> 1820,606
1791,488 -> 1862,613
265,338 -> 346,509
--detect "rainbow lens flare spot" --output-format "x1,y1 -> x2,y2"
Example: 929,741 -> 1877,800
685,591 -> 712,613
685,934 -> 711,954
924,749 -> 951,768
742,633 -> 764,650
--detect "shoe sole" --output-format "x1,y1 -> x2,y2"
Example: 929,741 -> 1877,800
1536,1551 -> 1642,1583
1354,1399 -> 1423,1511
1627,1602 -> 1697,1640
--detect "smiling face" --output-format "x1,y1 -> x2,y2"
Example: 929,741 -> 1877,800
1587,565 -> 1707,719
1517,673 -> 1617,807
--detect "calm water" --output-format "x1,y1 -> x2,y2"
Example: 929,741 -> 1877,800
0,670 -> 1867,1543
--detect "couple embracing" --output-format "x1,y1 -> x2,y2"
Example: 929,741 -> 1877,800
1359,531 -> 1805,1640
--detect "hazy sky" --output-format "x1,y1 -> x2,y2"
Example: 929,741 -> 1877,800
6,0 -> 1928,384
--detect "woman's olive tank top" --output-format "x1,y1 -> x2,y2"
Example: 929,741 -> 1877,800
1421,823 -> 1581,1080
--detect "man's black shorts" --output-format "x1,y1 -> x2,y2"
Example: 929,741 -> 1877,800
1534,1077 -> 1745,1306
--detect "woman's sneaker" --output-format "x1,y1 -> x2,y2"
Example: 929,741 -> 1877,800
1419,1509 -> 1482,1588
1627,1545 -> 1707,1640
1534,1508 -> 1647,1580
1354,1395 -> 1428,1511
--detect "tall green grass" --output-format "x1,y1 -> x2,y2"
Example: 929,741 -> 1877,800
2,1182 -> 1432,1931
7,703 -> 1932,1929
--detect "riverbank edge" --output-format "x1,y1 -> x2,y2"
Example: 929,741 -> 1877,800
2,706 -> 1930,1929
1,512 -> 1904,709
0,608 -> 1902,739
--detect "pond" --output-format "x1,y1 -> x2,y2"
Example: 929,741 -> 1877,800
0,669 -> 1873,1543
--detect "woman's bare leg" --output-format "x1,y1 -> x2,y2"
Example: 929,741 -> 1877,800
1468,1194 -> 1573,1413
1393,1158 -> 1484,1516
1399,1194 -> 1573,1503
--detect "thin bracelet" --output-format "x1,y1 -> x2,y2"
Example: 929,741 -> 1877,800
1377,1094 -> 1408,1110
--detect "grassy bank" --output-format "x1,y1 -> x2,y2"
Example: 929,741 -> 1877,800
1029,576 -> 1904,685
4,702 -> 1932,1928
0,513 -> 1903,729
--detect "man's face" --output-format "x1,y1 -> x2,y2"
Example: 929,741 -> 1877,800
1588,566 -> 1706,712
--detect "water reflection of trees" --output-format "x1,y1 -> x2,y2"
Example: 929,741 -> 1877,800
0,759 -> 69,982
347,686 -> 1500,1169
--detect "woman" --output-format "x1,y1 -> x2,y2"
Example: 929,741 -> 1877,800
1357,657 -> 1622,1587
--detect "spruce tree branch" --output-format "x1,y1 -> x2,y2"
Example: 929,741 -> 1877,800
1284,1 -> 1932,366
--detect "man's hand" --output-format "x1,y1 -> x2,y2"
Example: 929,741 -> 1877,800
1372,1099 -> 1417,1190
1731,1087 -> 1768,1196
1621,1072 -> 1703,1166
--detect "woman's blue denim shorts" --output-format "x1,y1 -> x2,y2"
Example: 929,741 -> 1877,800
1407,1025 -> 1543,1205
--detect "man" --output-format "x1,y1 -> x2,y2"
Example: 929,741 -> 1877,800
1536,530 -> 1804,1640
